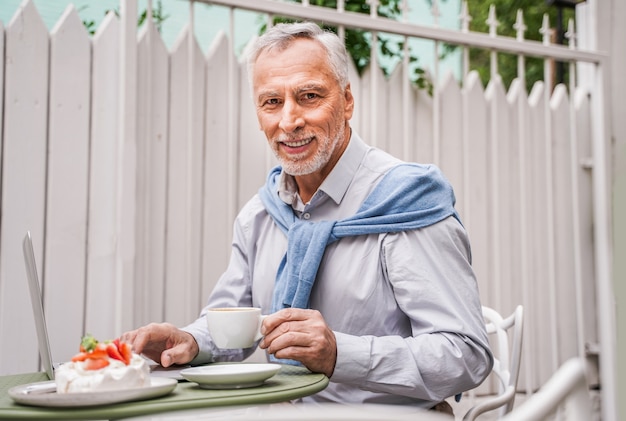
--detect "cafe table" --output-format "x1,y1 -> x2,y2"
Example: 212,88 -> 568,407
122,402 -> 453,420
0,364 -> 328,420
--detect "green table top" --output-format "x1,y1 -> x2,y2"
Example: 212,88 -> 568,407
0,364 -> 328,420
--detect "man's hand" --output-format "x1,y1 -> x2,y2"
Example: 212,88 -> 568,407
120,322 -> 199,368
259,308 -> 337,377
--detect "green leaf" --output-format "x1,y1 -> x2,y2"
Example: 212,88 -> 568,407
80,334 -> 98,352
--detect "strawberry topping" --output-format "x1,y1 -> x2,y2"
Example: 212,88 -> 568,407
70,334 -> 132,370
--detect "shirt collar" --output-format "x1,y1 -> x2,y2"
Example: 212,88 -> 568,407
277,131 -> 369,206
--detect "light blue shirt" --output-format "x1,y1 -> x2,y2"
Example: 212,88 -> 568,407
182,132 -> 493,407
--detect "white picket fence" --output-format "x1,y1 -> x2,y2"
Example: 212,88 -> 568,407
0,0 -> 613,416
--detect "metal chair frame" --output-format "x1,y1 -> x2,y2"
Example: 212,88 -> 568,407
463,305 -> 524,421
501,357 -> 592,421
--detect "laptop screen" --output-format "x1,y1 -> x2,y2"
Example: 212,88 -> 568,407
22,231 -> 55,380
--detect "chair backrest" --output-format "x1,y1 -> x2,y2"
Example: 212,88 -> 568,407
463,305 -> 524,421
501,357 -> 591,421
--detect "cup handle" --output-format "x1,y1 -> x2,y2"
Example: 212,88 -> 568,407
255,314 -> 268,342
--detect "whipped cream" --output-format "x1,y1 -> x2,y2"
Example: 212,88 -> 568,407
55,354 -> 150,393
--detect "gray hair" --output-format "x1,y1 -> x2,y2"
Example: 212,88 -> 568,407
247,22 -> 350,89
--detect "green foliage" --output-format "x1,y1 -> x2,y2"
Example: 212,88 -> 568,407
260,0 -> 433,93
80,9 -> 97,35
137,0 -> 170,31
77,0 -> 572,94
466,0 -> 576,91
80,0 -> 169,36
260,0 -> 577,93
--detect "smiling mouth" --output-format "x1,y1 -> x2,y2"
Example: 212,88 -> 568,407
281,137 -> 313,148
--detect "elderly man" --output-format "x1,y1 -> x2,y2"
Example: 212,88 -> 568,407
122,21 -> 492,412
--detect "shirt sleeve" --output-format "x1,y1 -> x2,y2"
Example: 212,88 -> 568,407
180,206 -> 259,365
331,216 -> 493,402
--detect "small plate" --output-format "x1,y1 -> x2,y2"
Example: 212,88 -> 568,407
8,377 -> 177,408
181,363 -> 281,389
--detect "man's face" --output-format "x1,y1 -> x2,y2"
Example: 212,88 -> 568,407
252,38 -> 354,177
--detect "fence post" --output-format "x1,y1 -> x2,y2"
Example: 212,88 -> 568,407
116,0 -> 138,333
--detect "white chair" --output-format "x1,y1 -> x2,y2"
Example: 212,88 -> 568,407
463,305 -> 524,421
501,357 -> 592,421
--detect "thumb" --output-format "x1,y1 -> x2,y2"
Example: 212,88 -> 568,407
160,344 -> 190,367
160,352 -> 173,368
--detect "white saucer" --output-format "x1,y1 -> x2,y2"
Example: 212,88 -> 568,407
180,363 -> 281,389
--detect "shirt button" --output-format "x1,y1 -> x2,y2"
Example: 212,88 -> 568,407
303,212 -> 311,220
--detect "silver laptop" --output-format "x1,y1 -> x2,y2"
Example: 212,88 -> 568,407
22,231 -> 56,381
23,231 -> 188,382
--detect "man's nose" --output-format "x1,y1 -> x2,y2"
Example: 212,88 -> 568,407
278,99 -> 304,132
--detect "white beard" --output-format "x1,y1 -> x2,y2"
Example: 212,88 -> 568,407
277,123 -> 345,176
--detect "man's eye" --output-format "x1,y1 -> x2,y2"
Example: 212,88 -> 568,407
265,98 -> 280,105
303,93 -> 318,100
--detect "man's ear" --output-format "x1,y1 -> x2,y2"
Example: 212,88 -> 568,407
344,83 -> 355,120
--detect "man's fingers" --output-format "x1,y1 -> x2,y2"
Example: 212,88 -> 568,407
263,308 -> 317,334
160,352 -> 174,368
162,340 -> 197,367
120,330 -> 144,354
258,309 -> 337,376
121,325 -> 158,355
117,323 -> 198,368
262,329 -> 305,353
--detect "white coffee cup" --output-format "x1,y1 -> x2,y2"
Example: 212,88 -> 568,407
206,307 -> 266,349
